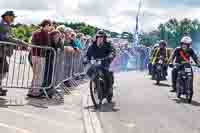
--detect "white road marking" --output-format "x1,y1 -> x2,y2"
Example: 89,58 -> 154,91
0,108 -> 68,129
0,122 -> 32,133
82,92 -> 104,133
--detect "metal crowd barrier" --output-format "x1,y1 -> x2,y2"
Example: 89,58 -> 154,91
53,49 -> 86,95
0,41 -> 87,100
0,41 -> 57,98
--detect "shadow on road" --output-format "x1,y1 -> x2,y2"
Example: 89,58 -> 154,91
173,98 -> 200,107
26,97 -> 64,108
84,102 -> 120,112
154,83 -> 171,87
99,102 -> 120,112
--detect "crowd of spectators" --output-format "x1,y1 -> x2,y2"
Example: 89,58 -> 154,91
27,19 -> 93,97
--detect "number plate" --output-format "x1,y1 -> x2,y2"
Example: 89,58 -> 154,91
185,68 -> 192,73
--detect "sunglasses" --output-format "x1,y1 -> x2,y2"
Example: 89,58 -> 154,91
182,43 -> 190,45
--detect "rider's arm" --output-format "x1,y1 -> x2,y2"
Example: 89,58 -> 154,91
151,48 -> 159,64
151,48 -> 158,58
149,49 -> 155,62
86,45 -> 93,60
108,43 -> 116,59
169,48 -> 177,64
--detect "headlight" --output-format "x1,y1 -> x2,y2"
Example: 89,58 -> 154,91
97,60 -> 102,65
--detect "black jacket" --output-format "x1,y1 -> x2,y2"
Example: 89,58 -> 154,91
86,42 -> 116,66
171,47 -> 199,64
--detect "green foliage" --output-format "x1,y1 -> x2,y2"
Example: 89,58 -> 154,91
11,18 -> 200,47
11,24 -> 36,43
79,26 -> 96,36
11,22 -> 102,42
139,18 -> 200,48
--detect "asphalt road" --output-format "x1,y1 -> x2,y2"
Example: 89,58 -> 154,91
0,88 -> 84,133
88,71 -> 200,133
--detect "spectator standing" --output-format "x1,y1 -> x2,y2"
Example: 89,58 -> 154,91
42,30 -> 64,93
0,11 -> 28,96
27,20 -> 52,97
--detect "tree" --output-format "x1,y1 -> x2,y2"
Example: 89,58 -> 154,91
80,26 -> 96,36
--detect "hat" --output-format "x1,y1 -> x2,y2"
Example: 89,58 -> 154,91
65,27 -> 74,33
56,25 -> 66,33
1,11 -> 16,18
96,30 -> 107,37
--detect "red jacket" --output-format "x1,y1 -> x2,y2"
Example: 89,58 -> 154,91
31,29 -> 50,56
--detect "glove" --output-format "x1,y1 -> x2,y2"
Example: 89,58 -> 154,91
108,54 -> 116,60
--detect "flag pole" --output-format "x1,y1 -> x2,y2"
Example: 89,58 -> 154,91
133,0 -> 142,47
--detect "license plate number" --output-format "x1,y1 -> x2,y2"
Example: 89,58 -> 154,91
185,68 -> 191,73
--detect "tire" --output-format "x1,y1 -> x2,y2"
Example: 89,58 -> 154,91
177,89 -> 181,99
156,80 -> 160,85
185,79 -> 193,104
90,79 -> 103,109
155,73 -> 160,85
107,95 -> 113,103
176,79 -> 181,99
107,87 -> 113,103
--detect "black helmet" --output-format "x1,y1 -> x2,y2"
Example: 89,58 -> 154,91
159,40 -> 167,47
96,30 -> 107,37
1,11 -> 16,18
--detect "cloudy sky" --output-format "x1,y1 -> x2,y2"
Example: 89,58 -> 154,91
0,0 -> 200,33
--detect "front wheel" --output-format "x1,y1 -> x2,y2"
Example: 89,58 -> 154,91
90,80 -> 103,108
107,88 -> 113,103
156,79 -> 160,85
185,79 -> 193,104
176,78 -> 182,99
155,73 -> 160,85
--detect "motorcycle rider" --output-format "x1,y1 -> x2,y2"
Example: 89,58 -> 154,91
151,40 -> 171,80
148,43 -> 159,75
85,30 -> 116,98
169,36 -> 200,92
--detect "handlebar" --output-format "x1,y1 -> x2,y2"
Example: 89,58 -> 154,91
169,63 -> 200,68
83,56 -> 111,65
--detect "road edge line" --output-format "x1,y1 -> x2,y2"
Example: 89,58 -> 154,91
81,89 -> 104,133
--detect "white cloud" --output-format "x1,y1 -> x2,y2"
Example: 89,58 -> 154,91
0,0 -> 200,33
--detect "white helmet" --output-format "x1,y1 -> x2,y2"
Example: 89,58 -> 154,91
153,43 -> 159,48
181,36 -> 192,44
